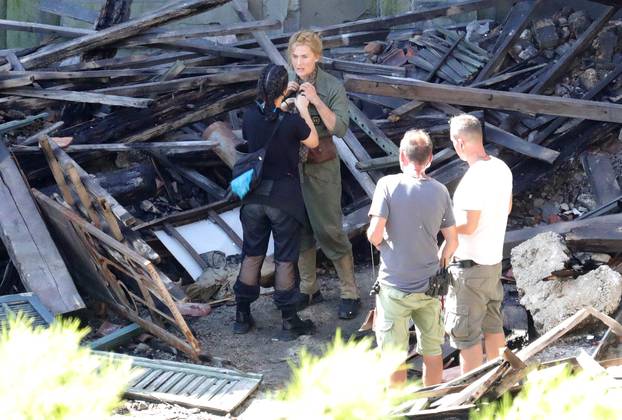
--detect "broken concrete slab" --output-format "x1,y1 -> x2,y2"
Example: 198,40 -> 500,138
511,232 -> 622,333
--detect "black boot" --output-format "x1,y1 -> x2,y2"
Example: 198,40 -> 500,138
338,298 -> 361,320
294,290 -> 324,311
233,304 -> 254,334
276,309 -> 315,341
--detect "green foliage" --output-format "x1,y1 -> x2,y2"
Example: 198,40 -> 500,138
274,331 -> 418,420
471,363 -> 622,420
0,314 -> 132,420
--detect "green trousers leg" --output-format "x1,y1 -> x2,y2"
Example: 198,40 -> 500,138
298,158 -> 359,299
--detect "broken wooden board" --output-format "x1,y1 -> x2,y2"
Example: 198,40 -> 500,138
89,323 -> 142,351
33,189 -> 201,360
344,74 -> 622,124
0,143 -> 83,314
0,292 -> 55,328
96,351 -> 262,415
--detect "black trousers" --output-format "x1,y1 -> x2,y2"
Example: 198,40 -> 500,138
234,204 -> 301,311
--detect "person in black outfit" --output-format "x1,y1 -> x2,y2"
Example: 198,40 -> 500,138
233,64 -> 319,340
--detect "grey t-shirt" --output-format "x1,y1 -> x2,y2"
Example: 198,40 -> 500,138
369,173 -> 455,293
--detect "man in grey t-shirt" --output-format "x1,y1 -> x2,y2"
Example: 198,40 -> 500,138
367,129 -> 458,386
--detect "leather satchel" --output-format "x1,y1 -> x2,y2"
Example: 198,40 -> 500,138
305,136 -> 337,164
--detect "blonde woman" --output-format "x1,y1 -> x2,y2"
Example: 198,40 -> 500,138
286,30 -> 361,319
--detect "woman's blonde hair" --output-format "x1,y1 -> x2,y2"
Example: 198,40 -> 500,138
288,30 -> 323,59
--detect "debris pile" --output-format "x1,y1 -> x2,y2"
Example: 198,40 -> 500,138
0,0 -> 621,416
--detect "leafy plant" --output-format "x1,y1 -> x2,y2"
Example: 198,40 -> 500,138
0,314 -> 132,420
273,331 -> 419,420
471,362 -> 622,420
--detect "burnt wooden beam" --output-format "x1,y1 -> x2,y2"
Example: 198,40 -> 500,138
565,224 -> 622,253
322,57 -> 405,77
472,0 -> 543,83
121,88 -> 256,143
529,6 -> 618,94
83,0 -> 133,62
1,87 -> 152,108
356,147 -> 455,172
151,151 -> 226,200
20,0 -> 232,69
344,74 -> 622,124
581,152 -> 621,207
504,214 -> 622,257
469,63 -> 547,88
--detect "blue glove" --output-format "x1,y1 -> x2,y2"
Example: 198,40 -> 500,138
231,169 -> 254,198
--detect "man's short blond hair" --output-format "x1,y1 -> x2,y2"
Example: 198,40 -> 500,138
449,114 -> 482,144
288,30 -> 323,59
400,129 -> 433,165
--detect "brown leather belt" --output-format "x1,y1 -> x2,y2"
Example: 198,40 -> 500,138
306,136 -> 337,164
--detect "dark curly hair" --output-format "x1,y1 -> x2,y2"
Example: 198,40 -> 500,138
256,64 -> 288,121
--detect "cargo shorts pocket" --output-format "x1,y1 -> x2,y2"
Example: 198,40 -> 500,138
374,319 -> 394,347
445,305 -> 469,339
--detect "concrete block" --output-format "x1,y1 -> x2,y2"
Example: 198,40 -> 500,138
511,231 -> 622,333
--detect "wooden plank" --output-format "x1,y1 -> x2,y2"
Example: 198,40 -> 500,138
581,152 -> 621,206
0,76 -> 33,89
20,0 -> 231,69
164,224 -> 208,271
504,214 -> 622,257
89,323 -> 142,351
348,103 -> 398,156
121,89 -> 255,144
565,223 -> 622,253
433,103 -> 560,163
334,136 -> 376,198
3,69 -> 157,81
472,0 -> 543,83
235,0 -> 495,48
425,33 -> 464,82
207,209 -> 243,249
13,140 -> 217,154
1,87 -> 151,108
0,142 -> 83,314
529,6 -> 618,94
344,74 -> 622,124
93,69 -> 260,96
0,112 -> 48,135
322,56 -> 405,77
470,63 -> 547,88
44,137 -> 136,226
19,121 -> 64,146
341,130 -> 383,182
0,18 -> 91,37
123,19 -> 281,45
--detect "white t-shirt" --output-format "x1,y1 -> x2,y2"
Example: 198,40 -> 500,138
453,156 -> 512,265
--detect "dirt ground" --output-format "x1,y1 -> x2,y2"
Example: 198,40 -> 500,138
114,261 -> 378,419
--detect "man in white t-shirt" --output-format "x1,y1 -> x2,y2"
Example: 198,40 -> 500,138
445,114 -> 513,374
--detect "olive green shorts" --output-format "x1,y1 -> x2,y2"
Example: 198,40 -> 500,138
444,262 -> 504,349
374,285 -> 444,357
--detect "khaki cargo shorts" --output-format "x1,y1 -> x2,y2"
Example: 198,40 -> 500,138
374,284 -> 444,356
444,262 -> 504,349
